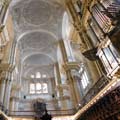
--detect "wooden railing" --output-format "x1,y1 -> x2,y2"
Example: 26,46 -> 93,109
78,86 -> 120,120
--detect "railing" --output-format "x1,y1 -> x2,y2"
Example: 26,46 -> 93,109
78,86 -> 120,120
9,109 -> 76,117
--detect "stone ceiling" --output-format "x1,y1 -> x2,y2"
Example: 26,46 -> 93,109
24,54 -> 54,65
10,0 -> 65,39
23,54 -> 54,79
10,0 -> 65,75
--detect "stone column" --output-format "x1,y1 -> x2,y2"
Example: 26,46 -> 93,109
6,81 -> 11,109
9,98 -> 14,112
54,62 -> 66,109
0,79 -> 6,106
3,71 -> 12,112
10,88 -> 19,112
4,80 -> 12,110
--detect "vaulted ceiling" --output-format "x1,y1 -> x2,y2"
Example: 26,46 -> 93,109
10,0 -> 65,76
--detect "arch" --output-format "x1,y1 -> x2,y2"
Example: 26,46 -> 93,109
22,53 -> 55,78
23,65 -> 54,78
22,52 -> 55,63
17,29 -> 58,42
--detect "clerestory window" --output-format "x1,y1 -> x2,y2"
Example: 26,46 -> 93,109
81,71 -> 89,89
29,83 -> 48,94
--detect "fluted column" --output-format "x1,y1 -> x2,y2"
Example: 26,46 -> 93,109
3,72 -> 12,112
9,94 -> 19,111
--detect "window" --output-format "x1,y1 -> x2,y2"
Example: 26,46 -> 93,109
81,71 -> 89,89
42,74 -> 47,78
42,83 -> 48,93
30,83 -> 35,94
29,83 -> 48,94
36,83 -> 42,94
30,72 -> 47,79
36,72 -> 41,78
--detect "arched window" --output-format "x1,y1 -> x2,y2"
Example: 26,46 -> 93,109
36,72 -> 41,78
81,71 -> 89,89
42,83 -> 48,93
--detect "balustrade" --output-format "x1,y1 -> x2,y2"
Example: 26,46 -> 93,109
78,86 -> 120,120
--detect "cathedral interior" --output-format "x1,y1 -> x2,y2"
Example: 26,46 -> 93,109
0,0 -> 120,120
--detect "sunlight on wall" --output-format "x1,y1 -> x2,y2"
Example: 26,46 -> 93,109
62,12 -> 71,40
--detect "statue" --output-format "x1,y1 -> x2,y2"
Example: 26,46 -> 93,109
40,110 -> 52,120
33,101 -> 52,120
